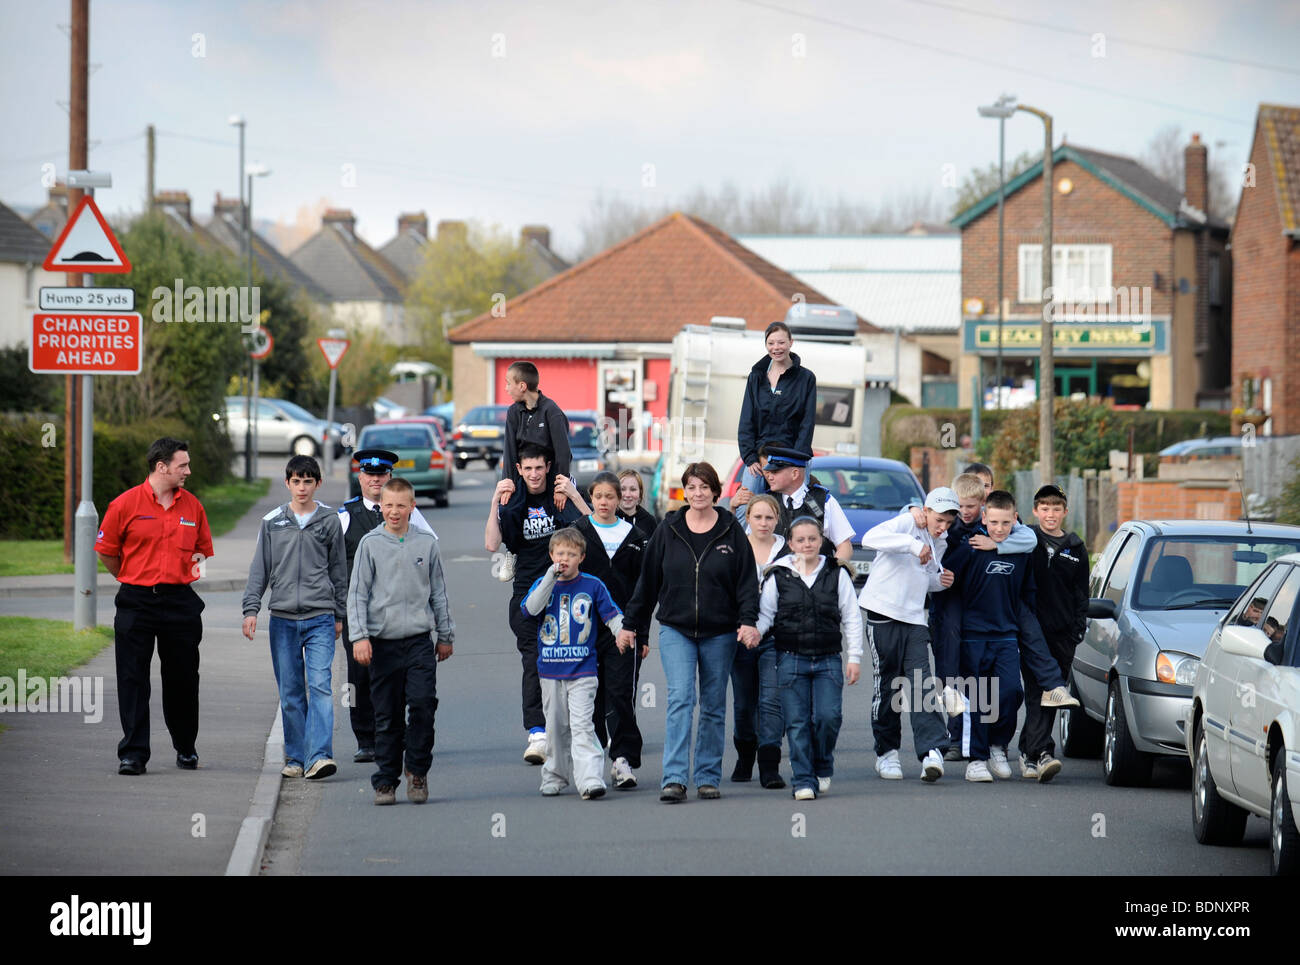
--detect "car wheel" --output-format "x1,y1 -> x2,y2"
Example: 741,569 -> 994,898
291,435 -> 319,457
1192,725 -> 1248,845
1103,679 -> 1154,787
434,491 -> 449,508
1272,750 -> 1300,875
485,456 -> 499,471
1060,677 -> 1103,759
455,457 -> 468,471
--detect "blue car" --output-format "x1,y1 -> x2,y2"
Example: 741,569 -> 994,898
808,456 -> 926,588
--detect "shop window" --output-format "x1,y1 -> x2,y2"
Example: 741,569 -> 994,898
1019,244 -> 1112,303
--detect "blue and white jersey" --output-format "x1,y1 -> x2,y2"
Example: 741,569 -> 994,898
523,572 -> 622,679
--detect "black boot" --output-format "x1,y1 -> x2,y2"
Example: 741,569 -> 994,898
730,738 -> 758,782
757,745 -> 786,789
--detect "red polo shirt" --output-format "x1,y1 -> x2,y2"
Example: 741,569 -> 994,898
96,480 -> 215,586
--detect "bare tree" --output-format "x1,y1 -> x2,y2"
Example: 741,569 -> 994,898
1141,123 -> 1238,222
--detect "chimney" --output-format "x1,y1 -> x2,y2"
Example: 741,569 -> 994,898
154,190 -> 192,224
398,211 -> 429,239
520,224 -> 551,250
212,191 -> 246,219
1184,132 -> 1209,216
323,208 -> 357,237
436,219 -> 467,244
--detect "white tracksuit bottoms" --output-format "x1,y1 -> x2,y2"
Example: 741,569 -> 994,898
540,675 -> 605,794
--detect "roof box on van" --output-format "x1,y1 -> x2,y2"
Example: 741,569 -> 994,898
784,303 -> 859,339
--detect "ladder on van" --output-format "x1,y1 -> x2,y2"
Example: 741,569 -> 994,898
675,331 -> 713,435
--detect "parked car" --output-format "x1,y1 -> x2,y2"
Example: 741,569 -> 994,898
223,396 -> 345,458
372,396 -> 407,421
423,401 -> 455,434
453,405 -> 509,470
350,423 -> 449,506
1159,436 -> 1243,460
565,411 -> 614,492
719,454 -> 925,589
376,417 -> 454,491
1062,520 -> 1300,788
1187,550 -> 1300,875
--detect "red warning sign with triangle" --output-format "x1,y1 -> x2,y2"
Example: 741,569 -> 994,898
43,195 -> 132,273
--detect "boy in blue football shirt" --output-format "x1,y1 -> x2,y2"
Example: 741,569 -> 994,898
522,527 -> 624,799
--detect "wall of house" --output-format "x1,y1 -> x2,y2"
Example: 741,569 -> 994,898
1232,126 -> 1299,435
0,263 -> 66,349
1117,479 -> 1240,523
451,342 -> 488,424
492,357 -> 599,411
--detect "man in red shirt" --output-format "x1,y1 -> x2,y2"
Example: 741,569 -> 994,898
96,437 -> 214,775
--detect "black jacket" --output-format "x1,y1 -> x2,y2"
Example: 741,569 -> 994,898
1029,526 -> 1090,650
503,392 -> 571,478
617,505 -> 658,538
737,353 -> 818,469
624,508 -> 759,638
574,516 -> 648,609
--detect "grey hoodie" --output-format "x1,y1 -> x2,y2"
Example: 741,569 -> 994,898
242,502 -> 348,621
348,526 -> 454,645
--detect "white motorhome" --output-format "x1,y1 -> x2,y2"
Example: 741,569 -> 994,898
655,305 -> 896,515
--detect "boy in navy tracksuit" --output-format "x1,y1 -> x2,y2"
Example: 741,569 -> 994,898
943,490 -> 1067,782
1018,484 -> 1090,782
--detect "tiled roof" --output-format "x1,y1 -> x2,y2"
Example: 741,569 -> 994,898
1258,103 -> 1300,235
378,229 -> 428,284
205,210 -> 330,301
0,200 -> 52,264
450,213 -> 879,344
290,219 -> 406,302
737,235 -> 960,333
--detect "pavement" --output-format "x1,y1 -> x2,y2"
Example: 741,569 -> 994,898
0,471 -> 334,875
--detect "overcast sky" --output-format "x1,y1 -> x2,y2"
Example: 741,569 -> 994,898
2,0 -> 1297,259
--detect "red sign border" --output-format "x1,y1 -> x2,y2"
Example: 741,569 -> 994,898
42,195 -> 133,274
28,311 -> 143,375
317,337 -> 351,369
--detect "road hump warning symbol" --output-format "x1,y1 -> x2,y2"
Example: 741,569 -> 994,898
43,196 -> 132,274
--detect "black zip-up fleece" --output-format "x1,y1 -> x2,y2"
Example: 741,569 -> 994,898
1028,525 -> 1090,647
624,508 -> 759,638
574,516 -> 648,609
737,353 -> 818,469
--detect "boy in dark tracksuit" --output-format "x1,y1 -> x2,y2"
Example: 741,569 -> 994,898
1018,484 -> 1090,782
943,490 -> 1051,782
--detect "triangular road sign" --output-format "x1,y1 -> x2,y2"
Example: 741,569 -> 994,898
43,195 -> 132,273
317,337 -> 350,369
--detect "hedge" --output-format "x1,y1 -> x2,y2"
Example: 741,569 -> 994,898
0,415 -> 230,540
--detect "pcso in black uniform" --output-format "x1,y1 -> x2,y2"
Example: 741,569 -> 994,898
338,449 -> 437,763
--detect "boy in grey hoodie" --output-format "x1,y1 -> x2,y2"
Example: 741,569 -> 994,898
348,477 -> 455,805
242,455 -> 348,781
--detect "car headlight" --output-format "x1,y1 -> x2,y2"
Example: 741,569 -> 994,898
1156,651 -> 1199,686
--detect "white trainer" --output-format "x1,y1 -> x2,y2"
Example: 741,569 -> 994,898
497,550 -> 517,583
989,746 -> 1013,779
1041,685 -> 1080,708
523,732 -> 547,765
817,776 -> 831,794
942,685 -> 967,718
921,748 -> 945,782
794,787 -> 816,801
965,760 -> 994,783
875,749 -> 903,780
611,756 -> 637,789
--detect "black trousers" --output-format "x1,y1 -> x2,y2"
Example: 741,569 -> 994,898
113,583 -> 204,764
595,628 -> 644,768
867,615 -> 950,760
508,590 -> 545,731
341,616 -> 383,751
369,633 -> 438,788
1018,647 -> 1072,760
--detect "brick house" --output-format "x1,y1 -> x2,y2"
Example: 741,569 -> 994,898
953,137 -> 1231,410
1230,103 -> 1300,436
446,211 -> 892,445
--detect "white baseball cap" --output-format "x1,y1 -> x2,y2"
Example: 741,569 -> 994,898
924,487 -> 960,514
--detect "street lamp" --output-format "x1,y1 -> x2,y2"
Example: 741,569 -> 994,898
977,94 -> 1016,411
1013,103 -> 1055,490
246,162 -> 271,472
229,114 -> 252,481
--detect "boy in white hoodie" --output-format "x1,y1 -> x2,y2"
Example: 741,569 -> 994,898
859,487 -> 958,782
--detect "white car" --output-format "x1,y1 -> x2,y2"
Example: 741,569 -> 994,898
1187,551 -> 1300,875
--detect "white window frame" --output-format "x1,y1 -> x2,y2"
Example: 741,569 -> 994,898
1018,244 -> 1112,303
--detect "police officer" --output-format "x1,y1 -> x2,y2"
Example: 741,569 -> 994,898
748,446 -> 855,562
338,448 -> 437,762
96,437 -> 213,775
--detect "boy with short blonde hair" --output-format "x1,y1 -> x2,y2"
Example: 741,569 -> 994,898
522,527 -> 624,799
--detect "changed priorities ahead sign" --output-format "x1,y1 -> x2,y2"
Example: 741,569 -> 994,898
29,311 -> 143,374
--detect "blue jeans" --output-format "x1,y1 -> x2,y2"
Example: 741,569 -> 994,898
734,466 -> 770,523
730,637 -> 783,748
658,626 -> 737,788
776,651 -> 844,793
268,613 -> 336,767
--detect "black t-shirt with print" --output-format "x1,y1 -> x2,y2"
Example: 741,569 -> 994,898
499,489 -> 580,595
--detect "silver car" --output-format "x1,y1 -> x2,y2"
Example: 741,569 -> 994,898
1060,519 -> 1300,787
224,396 -> 344,458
